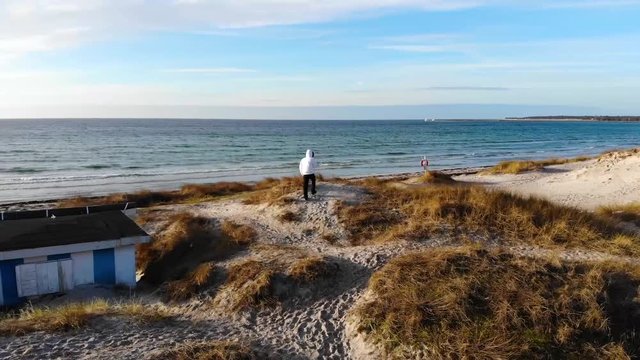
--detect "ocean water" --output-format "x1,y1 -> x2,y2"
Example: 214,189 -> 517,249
1,119 -> 639,204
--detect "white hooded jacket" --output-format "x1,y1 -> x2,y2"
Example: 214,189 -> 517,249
299,149 -> 318,175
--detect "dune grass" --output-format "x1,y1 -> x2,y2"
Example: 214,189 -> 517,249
59,181 -> 255,208
598,203 -> 640,226
220,220 -> 258,245
138,213 -> 256,286
353,247 -> 640,359
321,232 -> 339,245
221,260 -> 277,312
278,210 -> 299,222
483,156 -> 592,175
0,299 -> 170,336
287,256 -> 333,283
242,176 -> 302,205
164,262 -> 217,302
213,246 -> 337,312
154,340 -> 264,360
418,171 -> 456,184
337,180 -> 640,256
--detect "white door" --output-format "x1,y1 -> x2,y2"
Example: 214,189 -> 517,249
16,264 -> 38,297
59,260 -> 74,291
36,262 -> 59,294
16,260 -> 70,297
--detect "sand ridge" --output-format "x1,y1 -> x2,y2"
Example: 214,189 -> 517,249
456,149 -> 640,210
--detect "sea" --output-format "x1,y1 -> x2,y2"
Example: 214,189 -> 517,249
1,119 -> 639,204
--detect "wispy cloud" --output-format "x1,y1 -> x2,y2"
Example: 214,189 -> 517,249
0,27 -> 90,56
370,32 -> 472,54
1,0 -> 639,60
161,68 -> 258,74
542,0 -> 640,8
419,86 -> 511,91
370,44 -> 462,53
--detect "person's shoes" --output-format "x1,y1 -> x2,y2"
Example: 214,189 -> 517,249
304,196 -> 309,201
311,190 -> 317,195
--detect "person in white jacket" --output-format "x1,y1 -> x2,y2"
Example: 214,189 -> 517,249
299,149 -> 318,201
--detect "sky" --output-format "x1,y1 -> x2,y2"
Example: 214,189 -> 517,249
0,0 -> 639,119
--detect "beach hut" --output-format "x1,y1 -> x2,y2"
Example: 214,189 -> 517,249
0,211 -> 150,306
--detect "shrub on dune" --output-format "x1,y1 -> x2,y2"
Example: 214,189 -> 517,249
58,181 -> 255,208
287,256 -> 334,283
220,220 -> 258,245
164,262 -> 217,302
213,247 -> 337,312
598,203 -> 640,226
483,156 -> 591,175
419,171 -> 456,184
0,300 -> 170,336
179,182 -> 253,199
139,213 -> 255,286
154,340 -> 264,360
338,179 -> 640,256
243,176 -> 301,205
351,248 -> 640,359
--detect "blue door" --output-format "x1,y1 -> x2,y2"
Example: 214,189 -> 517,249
93,249 -> 116,284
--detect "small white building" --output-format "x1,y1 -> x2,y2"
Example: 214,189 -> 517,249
0,211 -> 150,306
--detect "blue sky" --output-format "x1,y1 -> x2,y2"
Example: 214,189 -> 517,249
0,0 -> 639,119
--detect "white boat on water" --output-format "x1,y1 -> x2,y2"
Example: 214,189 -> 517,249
424,118 -> 436,122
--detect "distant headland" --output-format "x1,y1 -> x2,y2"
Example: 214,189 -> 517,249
505,116 -> 640,122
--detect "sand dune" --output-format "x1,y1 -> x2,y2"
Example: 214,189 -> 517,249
456,149 -> 640,210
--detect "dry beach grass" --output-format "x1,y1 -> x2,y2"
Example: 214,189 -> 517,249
482,156 -> 592,175
351,247 -> 640,359
153,340 -> 265,360
212,246 -> 337,312
337,180 -> 640,256
0,299 -> 170,336
598,203 -> 640,227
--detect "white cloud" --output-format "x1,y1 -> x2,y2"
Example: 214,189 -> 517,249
161,67 -> 258,74
542,0 -> 640,8
1,0 -> 638,60
370,44 -> 461,53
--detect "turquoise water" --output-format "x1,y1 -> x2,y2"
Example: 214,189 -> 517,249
0,119 -> 638,203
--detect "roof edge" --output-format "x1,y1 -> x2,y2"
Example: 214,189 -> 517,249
0,235 -> 150,262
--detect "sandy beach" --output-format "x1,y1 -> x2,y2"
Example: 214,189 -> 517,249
456,149 -> 640,210
1,148 -> 640,359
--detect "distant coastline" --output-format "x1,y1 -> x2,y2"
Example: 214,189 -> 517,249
505,115 -> 640,122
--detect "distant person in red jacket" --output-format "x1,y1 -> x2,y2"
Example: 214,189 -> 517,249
299,149 -> 318,201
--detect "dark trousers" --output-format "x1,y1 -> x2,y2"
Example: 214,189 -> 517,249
303,174 -> 316,200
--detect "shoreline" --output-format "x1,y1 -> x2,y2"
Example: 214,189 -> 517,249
0,166 -> 490,212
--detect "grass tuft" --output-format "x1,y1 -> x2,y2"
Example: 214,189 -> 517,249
598,203 -> 640,226
220,220 -> 258,246
483,156 -> 591,175
214,248 -> 336,312
321,232 -> 339,245
139,213 -> 254,285
353,248 -> 640,359
0,300 -> 170,336
164,262 -> 216,302
59,181 -> 256,208
278,210 -> 299,222
154,340 -> 264,360
419,171 -> 456,184
243,177 -> 302,205
288,256 -> 334,283
221,260 -> 276,312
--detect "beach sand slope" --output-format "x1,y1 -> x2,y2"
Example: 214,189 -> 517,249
456,149 -> 640,210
